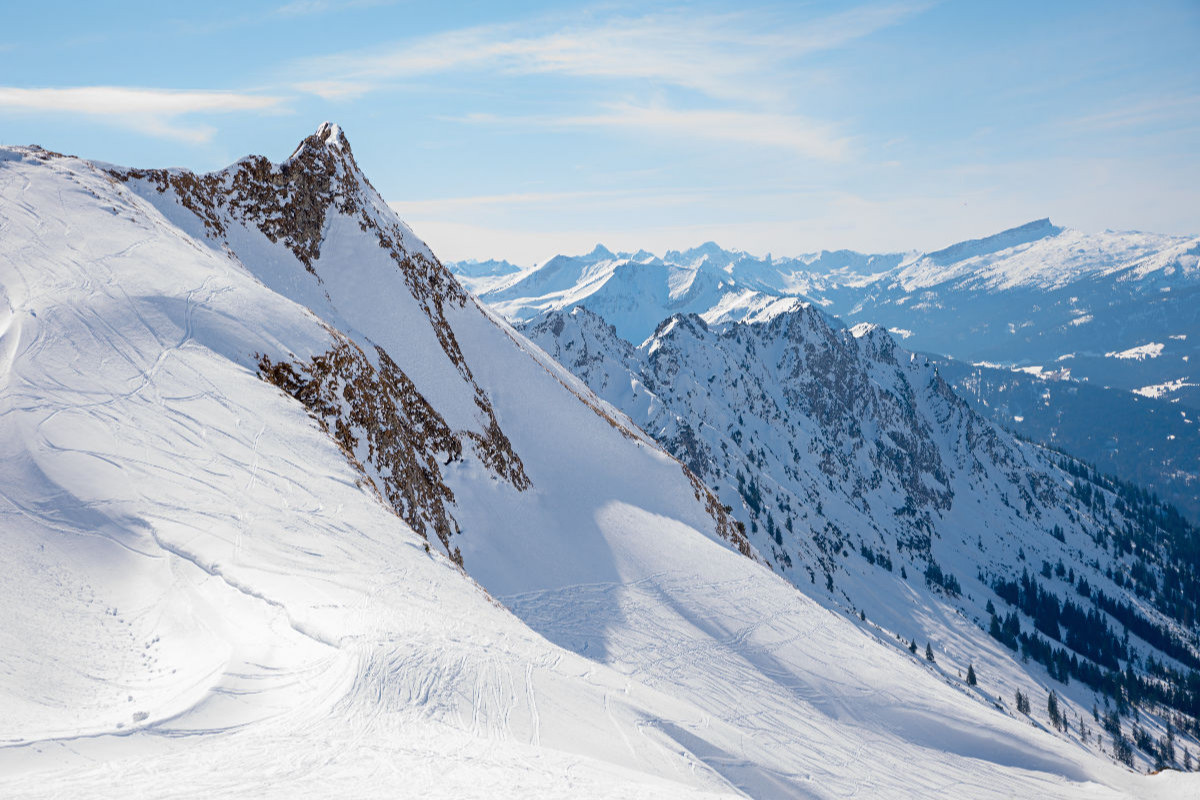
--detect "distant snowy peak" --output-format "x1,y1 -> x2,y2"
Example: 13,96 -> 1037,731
924,218 -> 1063,267
891,220 -> 1198,292
583,242 -> 616,261
457,243 -> 826,343
664,241 -> 741,267
454,220 -> 1199,334
446,257 -> 524,279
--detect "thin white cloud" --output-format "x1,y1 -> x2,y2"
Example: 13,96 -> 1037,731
448,103 -> 850,161
0,86 -> 282,115
559,104 -> 851,161
781,2 -> 935,54
0,86 -> 287,143
1059,93 -> 1200,132
292,80 -> 372,100
275,0 -> 399,17
286,5 -> 924,159
292,4 -> 929,104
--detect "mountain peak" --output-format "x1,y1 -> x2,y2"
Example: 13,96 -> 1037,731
315,121 -> 348,148
585,243 -> 616,261
664,241 -> 735,265
925,217 -> 1062,266
285,121 -> 357,169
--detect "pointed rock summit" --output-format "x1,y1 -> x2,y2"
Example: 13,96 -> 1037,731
288,121 -> 356,164
317,120 -> 348,148
105,123 -> 431,277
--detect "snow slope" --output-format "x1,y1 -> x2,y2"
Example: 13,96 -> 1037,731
523,303 -> 1200,775
0,129 -> 1194,798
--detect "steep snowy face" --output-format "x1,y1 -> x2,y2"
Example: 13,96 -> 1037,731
525,305 -> 1027,576
523,304 -> 1200,750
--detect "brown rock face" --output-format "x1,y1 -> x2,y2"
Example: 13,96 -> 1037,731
258,329 -> 528,566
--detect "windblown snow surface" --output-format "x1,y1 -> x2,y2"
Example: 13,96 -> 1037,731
0,129 -> 1194,798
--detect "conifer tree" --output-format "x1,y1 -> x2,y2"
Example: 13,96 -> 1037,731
1162,734 -> 1175,766
966,663 -> 977,686
1048,691 -> 1062,731
909,639 -> 917,654
925,642 -> 935,662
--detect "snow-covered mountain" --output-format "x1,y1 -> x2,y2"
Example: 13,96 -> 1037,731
456,242 -> 805,344
452,222 -> 1200,524
522,302 -> 1200,773
9,125 -> 1195,796
443,256 -> 524,293
828,220 -> 1200,411
454,222 -> 1199,409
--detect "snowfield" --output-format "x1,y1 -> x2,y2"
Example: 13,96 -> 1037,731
1106,343 -> 1166,361
1134,378 -> 1198,399
1,129 -> 1196,798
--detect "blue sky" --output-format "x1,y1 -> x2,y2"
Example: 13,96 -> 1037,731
2,0 -> 1197,264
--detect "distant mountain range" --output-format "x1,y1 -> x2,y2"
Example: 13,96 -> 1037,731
451,221 -> 1199,407
450,223 -> 1200,520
